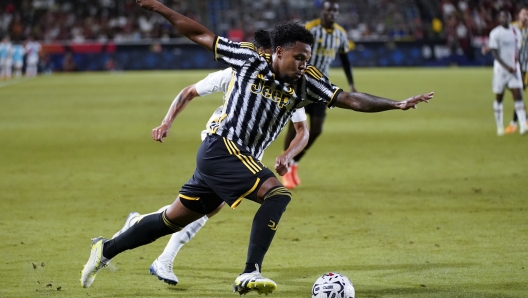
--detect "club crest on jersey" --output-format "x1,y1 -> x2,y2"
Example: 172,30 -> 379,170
250,79 -> 294,109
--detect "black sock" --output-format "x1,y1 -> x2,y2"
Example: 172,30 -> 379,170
513,110 -> 518,122
103,211 -> 183,259
244,187 -> 291,273
293,151 -> 305,163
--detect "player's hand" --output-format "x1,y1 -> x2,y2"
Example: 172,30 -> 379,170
152,123 -> 170,143
481,45 -> 489,55
274,155 -> 290,176
136,0 -> 159,11
396,92 -> 434,110
506,66 -> 515,73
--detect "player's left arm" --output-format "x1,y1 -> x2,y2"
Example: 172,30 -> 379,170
333,91 -> 434,112
338,53 -> 356,92
274,109 -> 309,176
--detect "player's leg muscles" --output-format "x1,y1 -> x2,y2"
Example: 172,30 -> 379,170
103,197 -> 204,259
243,177 -> 291,273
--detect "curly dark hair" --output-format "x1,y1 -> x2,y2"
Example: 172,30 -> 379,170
252,30 -> 272,50
270,21 -> 314,51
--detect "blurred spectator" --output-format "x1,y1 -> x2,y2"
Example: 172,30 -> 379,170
0,0 -> 525,44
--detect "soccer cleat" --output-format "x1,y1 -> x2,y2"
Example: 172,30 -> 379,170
520,126 -> 528,135
233,270 -> 277,295
149,258 -> 178,285
290,164 -> 301,186
80,237 -> 110,288
504,124 -> 517,134
281,170 -> 296,189
497,127 -> 505,136
112,211 -> 141,239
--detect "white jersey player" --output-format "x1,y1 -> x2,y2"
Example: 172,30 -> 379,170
488,10 -> 527,135
110,31 -> 309,287
0,36 -> 13,80
25,39 -> 41,77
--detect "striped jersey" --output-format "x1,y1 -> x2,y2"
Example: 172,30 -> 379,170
213,36 -> 342,159
512,21 -> 528,72
305,18 -> 349,76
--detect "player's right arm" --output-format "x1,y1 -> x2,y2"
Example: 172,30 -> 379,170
152,85 -> 200,142
488,29 -> 515,73
136,0 -> 215,51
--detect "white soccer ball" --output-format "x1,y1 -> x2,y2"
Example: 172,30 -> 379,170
311,272 -> 355,298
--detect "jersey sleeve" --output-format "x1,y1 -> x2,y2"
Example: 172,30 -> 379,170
488,30 -> 499,49
195,68 -> 234,96
214,36 -> 259,71
304,66 -> 343,108
291,107 -> 307,123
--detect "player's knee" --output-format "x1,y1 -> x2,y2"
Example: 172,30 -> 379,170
263,186 -> 292,210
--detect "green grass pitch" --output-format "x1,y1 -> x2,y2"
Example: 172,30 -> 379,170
0,67 -> 527,298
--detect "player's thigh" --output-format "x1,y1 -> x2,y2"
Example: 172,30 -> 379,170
196,134 -> 276,208
179,169 -> 225,215
507,69 -> 523,92
492,71 -> 508,94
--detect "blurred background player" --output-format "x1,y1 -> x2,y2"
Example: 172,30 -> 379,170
505,7 -> 528,134
24,36 -> 41,77
111,30 -> 309,286
0,36 -> 12,80
488,10 -> 527,136
11,42 -> 25,78
282,0 -> 355,189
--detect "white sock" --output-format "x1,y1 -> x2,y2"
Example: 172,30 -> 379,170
514,101 -> 527,130
493,100 -> 503,129
157,215 -> 208,263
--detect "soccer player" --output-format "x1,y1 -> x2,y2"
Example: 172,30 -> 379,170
0,36 -> 12,80
505,7 -> 528,134
24,36 -> 41,77
11,42 -> 25,78
488,10 -> 527,136
80,0 -> 433,295
111,30 -> 310,286
281,0 -> 356,189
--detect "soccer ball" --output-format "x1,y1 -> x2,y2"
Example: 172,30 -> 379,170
311,272 -> 355,298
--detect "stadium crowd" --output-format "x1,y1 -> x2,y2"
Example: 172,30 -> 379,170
0,0 -> 525,44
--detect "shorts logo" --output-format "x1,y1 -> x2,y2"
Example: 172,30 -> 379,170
250,79 -> 293,109
268,220 -> 278,231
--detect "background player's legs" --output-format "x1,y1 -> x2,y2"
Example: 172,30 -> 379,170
493,93 -> 504,136
511,88 -> 527,134
151,202 -> 225,285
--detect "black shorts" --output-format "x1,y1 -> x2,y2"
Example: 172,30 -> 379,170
304,102 -> 327,118
179,134 -> 275,214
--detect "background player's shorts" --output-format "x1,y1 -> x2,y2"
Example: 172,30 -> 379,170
179,134 -> 275,214
304,102 -> 327,118
13,61 -> 23,69
492,66 -> 523,94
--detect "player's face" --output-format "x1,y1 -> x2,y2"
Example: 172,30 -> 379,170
520,9 -> 528,24
275,42 -> 311,84
321,2 -> 339,24
498,11 -> 511,26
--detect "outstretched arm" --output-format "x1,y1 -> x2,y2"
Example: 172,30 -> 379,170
275,120 -> 309,176
137,0 -> 215,51
152,85 -> 200,142
334,91 -> 434,112
339,53 -> 356,92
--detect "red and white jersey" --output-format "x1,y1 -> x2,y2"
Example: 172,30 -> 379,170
489,25 -> 521,71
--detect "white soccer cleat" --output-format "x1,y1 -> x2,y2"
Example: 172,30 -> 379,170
80,237 -> 110,288
149,258 -> 179,285
233,268 -> 277,295
112,212 -> 141,239
520,126 -> 527,135
497,127 -> 505,136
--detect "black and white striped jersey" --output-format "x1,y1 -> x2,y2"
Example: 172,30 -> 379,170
305,18 -> 350,76
213,36 -> 342,159
512,21 -> 528,72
